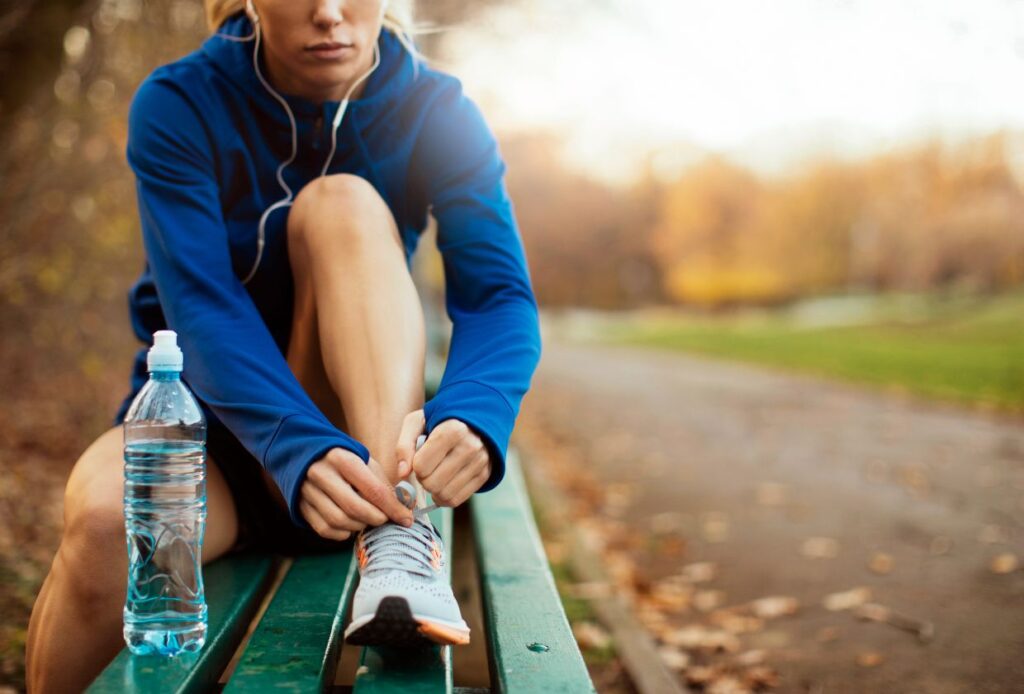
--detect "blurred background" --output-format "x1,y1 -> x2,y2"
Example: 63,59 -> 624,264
1,0 -> 1022,692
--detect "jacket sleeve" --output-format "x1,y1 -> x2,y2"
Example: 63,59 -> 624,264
412,78 -> 543,493
127,76 -> 369,528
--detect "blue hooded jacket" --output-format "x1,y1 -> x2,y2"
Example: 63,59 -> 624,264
112,12 -> 542,528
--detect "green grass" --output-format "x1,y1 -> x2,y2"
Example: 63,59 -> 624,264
590,292 -> 1024,412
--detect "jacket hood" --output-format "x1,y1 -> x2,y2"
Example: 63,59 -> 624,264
199,11 -> 419,126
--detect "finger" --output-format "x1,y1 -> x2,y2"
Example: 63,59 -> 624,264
299,500 -> 353,541
329,449 -> 414,526
302,480 -> 366,532
413,419 -> 466,480
308,459 -> 389,526
425,447 -> 488,506
449,465 -> 492,508
395,410 -> 426,478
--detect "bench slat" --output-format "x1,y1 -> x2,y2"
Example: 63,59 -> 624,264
222,547 -> 358,692
352,505 -> 455,694
471,450 -> 595,693
87,552 -> 276,694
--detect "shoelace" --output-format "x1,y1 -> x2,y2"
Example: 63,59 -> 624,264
357,434 -> 442,578
360,508 -> 441,578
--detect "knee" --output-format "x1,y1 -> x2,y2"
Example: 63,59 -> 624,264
57,495 -> 126,606
289,174 -> 397,250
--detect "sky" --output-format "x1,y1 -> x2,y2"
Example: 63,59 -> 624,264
442,0 -> 1024,184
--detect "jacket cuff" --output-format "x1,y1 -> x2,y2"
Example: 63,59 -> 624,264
263,413 -> 371,528
422,380 -> 514,494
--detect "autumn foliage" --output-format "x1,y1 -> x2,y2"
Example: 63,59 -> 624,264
507,131 -> 1024,309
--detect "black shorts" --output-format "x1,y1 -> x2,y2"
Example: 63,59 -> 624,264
207,422 -> 356,556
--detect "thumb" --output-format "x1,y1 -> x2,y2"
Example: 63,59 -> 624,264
395,409 -> 425,478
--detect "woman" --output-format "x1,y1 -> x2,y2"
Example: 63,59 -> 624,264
25,0 -> 541,690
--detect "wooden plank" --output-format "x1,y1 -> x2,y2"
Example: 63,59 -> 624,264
471,449 -> 595,693
352,505 -> 455,694
88,552 -> 276,694
223,547 -> 358,692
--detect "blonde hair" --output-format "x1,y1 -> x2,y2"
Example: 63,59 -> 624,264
204,0 -> 420,59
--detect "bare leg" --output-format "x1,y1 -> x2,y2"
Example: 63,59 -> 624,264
25,425 -> 239,693
286,174 -> 427,482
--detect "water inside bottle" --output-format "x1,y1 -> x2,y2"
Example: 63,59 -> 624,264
123,439 -> 208,656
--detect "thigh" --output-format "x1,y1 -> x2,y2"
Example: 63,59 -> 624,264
65,424 -> 239,563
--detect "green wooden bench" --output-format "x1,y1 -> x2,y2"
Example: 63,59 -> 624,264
87,447 -> 594,692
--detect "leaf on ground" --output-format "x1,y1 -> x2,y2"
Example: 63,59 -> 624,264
743,665 -> 781,689
990,553 -> 1019,574
662,625 -> 742,653
709,611 -> 765,635
649,577 -> 694,612
868,552 -> 894,574
735,649 -> 766,666
694,589 -> 727,612
750,596 -> 800,619
707,675 -> 753,694
801,536 -> 840,559
572,620 -> 612,650
857,651 -> 885,667
701,511 -> 731,543
656,645 -> 691,671
682,561 -> 718,583
823,586 -> 871,611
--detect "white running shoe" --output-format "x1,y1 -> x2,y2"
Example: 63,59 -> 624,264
343,470 -> 470,646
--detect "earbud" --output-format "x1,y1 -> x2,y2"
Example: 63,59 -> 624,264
246,0 -> 260,24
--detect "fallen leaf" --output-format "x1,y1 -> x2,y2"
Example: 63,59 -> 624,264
857,651 -> 884,667
685,665 -> 721,687
868,552 -> 894,575
710,611 -> 765,635
572,621 -> 611,650
990,553 -> 1019,574
662,625 -> 741,653
735,649 -> 766,666
657,645 -> 691,671
649,577 -> 694,612
708,675 -> 752,694
701,511 -> 731,543
852,603 -> 935,643
823,587 -> 871,611
801,536 -> 840,559
750,596 -> 799,619
694,589 -> 727,612
682,561 -> 717,583
743,665 -> 781,689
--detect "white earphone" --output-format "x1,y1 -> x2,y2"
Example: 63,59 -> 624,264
215,1 -> 386,285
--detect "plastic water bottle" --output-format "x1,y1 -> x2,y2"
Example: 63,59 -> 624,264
122,329 -> 208,656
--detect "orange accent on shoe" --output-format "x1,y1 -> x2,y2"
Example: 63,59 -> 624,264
417,619 -> 470,646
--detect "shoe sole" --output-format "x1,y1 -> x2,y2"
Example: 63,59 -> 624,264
344,596 -> 471,647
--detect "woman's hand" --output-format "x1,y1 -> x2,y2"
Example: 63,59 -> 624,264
299,447 -> 415,541
395,409 -> 493,508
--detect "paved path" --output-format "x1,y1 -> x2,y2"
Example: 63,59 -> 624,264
516,337 -> 1024,693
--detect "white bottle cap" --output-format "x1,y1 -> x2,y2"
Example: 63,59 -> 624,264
148,329 -> 184,371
